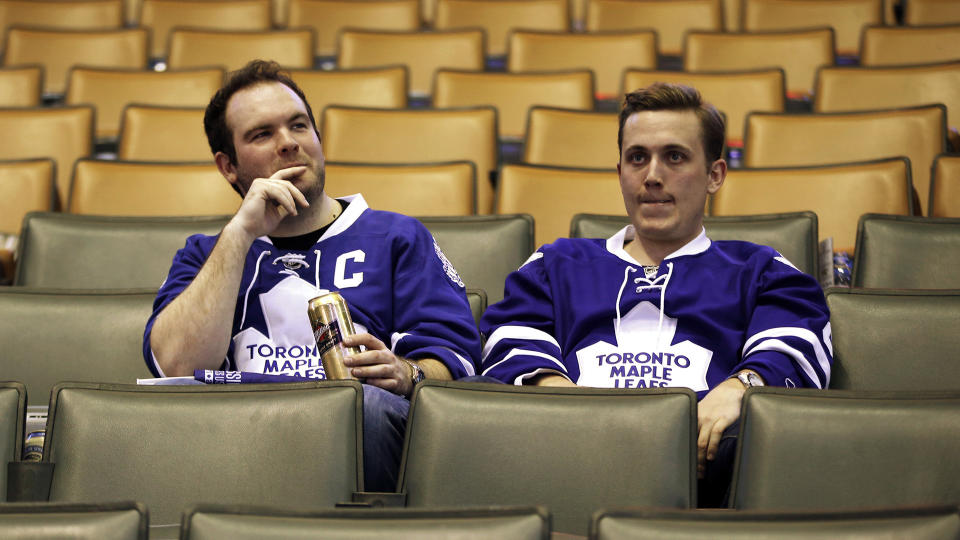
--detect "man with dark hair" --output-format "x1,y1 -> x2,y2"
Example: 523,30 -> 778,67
144,60 -> 481,491
479,82 -> 832,506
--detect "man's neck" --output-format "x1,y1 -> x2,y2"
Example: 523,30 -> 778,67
623,231 -> 697,266
271,193 -> 341,238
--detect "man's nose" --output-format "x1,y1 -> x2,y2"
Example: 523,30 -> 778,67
645,156 -> 664,185
277,129 -> 299,153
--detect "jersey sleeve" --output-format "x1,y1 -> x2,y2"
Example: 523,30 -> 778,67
737,254 -> 833,389
388,221 -> 481,379
478,251 -> 570,385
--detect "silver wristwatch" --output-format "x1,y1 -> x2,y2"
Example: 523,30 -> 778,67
404,359 -> 425,385
736,370 -> 765,388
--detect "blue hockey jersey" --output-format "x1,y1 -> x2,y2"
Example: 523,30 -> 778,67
144,194 -> 481,379
479,227 -> 832,397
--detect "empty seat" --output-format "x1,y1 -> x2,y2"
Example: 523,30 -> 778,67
3,28 -> 148,97
0,159 -> 55,238
0,501 -> 146,538
0,66 -> 42,107
435,0 -> 568,57
508,30 -> 657,99
732,388 -> 960,510
586,0 -> 722,57
684,28 -> 834,99
338,29 -> 485,98
743,106 -> 946,216
827,288 -> 960,391
498,163 -> 622,247
930,153 -> 960,217
325,161 -> 476,215
182,505 -> 549,540
0,0 -> 123,52
139,0 -> 271,61
623,68 -> 785,148
66,67 -> 224,141
742,0 -> 882,57
289,0 -> 420,59
905,0 -> 960,25
290,67 -> 407,115
417,214 -> 535,304
523,107 -> 618,169
42,381 -> 363,533
433,70 -> 594,140
0,381 -> 25,501
570,211 -> 819,276
167,29 -> 314,72
15,212 -> 228,288
67,159 -> 238,216
0,106 -> 94,207
322,106 -> 498,213
860,24 -> 960,67
851,213 -> 960,288
117,105 -> 211,162
400,381 -> 696,534
713,158 -> 912,253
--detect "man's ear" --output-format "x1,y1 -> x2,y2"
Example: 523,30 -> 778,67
214,152 -> 241,192
706,158 -> 727,195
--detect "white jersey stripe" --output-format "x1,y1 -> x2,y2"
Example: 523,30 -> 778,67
744,326 -> 831,387
482,348 -> 566,377
482,325 -> 561,360
746,338 -> 822,389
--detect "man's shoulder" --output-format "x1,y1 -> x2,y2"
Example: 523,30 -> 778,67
349,207 -> 425,237
707,239 -> 782,265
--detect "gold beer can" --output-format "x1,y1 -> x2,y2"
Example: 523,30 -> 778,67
307,292 -> 361,380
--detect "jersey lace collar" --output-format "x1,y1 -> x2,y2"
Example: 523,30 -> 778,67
606,225 -> 711,265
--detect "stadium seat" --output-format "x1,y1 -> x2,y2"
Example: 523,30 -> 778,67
321,106 -> 498,213
712,159 -> 912,253
325,161 -> 477,215
523,107 -> 618,169
743,106 -> 946,217
435,0 -> 568,58
0,66 -> 42,107
0,381 -> 25,501
289,0 -> 420,59
182,505 -> 549,540
860,24 -> 960,67
167,29 -> 314,72
851,214 -> 960,288
591,506 -> 960,540
15,212 -> 228,288
622,68 -> 785,148
741,0 -> 882,57
66,68 -> 224,142
400,381 -> 696,534
0,105 -> 94,207
930,153 -> 960,217
0,0 -> 123,53
826,288 -> 960,390
67,160 -> 238,216
465,289 -> 486,326
586,0 -> 722,57
139,0 -> 271,61
337,29 -> 485,99
417,214 -> 535,304
0,502 -> 147,539
0,290 -> 157,406
498,163 -> 622,247
570,211 -> 819,276
507,30 -> 657,100
116,105 -> 211,162
731,388 -> 960,510
290,67 -> 408,118
3,28 -> 147,97
0,159 -> 55,238
433,69 -> 594,140
42,381 -> 363,535
684,28 -> 834,99
905,0 -> 960,25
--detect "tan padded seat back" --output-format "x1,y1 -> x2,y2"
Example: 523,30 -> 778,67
322,105 -> 498,213
931,154 -> 960,218
435,0 -> 568,57
4,27 -> 147,96
0,66 -> 42,106
742,0 -> 882,56
290,67 -> 408,117
860,24 -> 960,67
498,163 -> 622,247
743,106 -> 946,215
852,215 -> 960,289
117,105 -> 211,162
338,30 -> 485,97
905,0 -> 960,25
684,28 -> 834,98
140,0 -> 271,59
325,161 -> 476,215
0,159 -> 55,234
0,0 -> 122,50
289,0 -> 419,58
66,67 -> 224,140
67,160 -> 239,216
587,0 -> 722,56
508,31 -> 656,99
523,107 -> 618,169
168,29 -> 314,71
623,68 -> 785,146
433,70 -> 594,140
713,159 -> 911,252
0,106 -> 94,206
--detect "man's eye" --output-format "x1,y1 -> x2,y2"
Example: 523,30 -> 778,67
252,131 -> 269,140
292,122 -> 308,130
668,151 -> 685,162
630,153 -> 646,163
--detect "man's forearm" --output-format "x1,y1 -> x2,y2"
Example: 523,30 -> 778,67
150,223 -> 256,376
412,358 -> 453,381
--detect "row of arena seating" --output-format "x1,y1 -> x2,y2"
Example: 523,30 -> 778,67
2,380 -> 960,537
